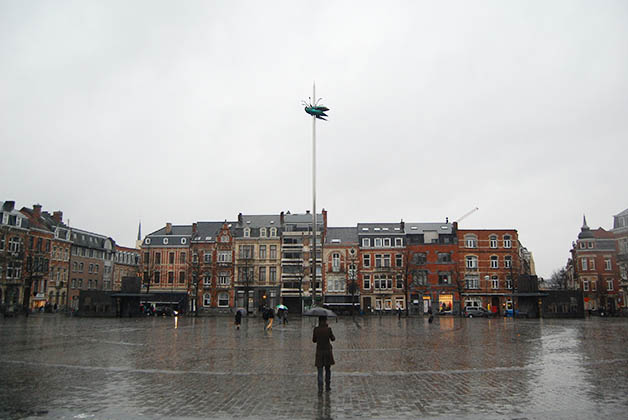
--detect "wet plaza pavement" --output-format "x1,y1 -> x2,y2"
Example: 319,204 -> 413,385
1,314 -> 627,420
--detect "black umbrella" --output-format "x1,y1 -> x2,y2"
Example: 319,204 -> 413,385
303,307 -> 337,317
236,308 -> 247,315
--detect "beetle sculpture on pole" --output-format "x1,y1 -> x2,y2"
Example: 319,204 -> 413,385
302,84 -> 330,308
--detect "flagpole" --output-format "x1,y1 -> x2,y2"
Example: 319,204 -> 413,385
312,82 -> 317,307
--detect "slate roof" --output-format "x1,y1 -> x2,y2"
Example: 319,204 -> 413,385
284,213 -> 323,224
147,225 -> 194,237
357,222 -> 404,235
405,222 -> 454,235
615,208 -> 628,217
191,222 -> 226,242
71,228 -> 113,250
238,214 -> 281,229
324,227 -> 358,245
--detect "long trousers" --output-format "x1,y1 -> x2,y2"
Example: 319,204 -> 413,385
317,366 -> 331,391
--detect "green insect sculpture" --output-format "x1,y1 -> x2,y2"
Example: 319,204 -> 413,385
302,97 -> 330,121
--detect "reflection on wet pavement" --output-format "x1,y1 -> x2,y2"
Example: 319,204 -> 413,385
1,315 -> 627,419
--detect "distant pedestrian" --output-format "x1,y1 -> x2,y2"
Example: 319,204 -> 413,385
397,304 -> 402,319
262,306 -> 269,328
428,307 -> 434,323
235,310 -> 242,330
313,316 -> 335,394
282,309 -> 288,325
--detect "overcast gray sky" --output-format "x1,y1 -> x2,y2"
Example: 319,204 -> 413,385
2,0 -> 627,278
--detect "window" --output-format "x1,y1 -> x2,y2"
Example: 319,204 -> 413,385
154,271 -> 160,283
412,270 -> 427,286
270,245 -> 277,259
270,227 -> 277,237
438,252 -> 452,263
363,275 -> 371,289
179,271 -> 185,284
490,275 -> 499,289
332,253 -> 340,272
374,238 -> 382,247
465,275 -> 479,289
503,235 -> 512,248
412,253 -> 427,265
504,256 -> 512,269
239,245 -> 254,259
374,274 -> 392,290
605,258 -> 612,271
259,245 -> 266,259
588,242 -> 593,249
395,254 -> 403,267
168,271 -> 174,283
218,292 -> 229,307
163,238 -> 168,245
0,235 -> 4,250
218,272 -> 229,286
348,263 -> 356,278
169,252 -> 175,264
489,235 -> 497,248
490,256 -> 498,269
218,251 -> 231,262
203,293 -> 211,307
203,273 -> 211,287
395,238 -> 403,247
606,278 -> 614,291
591,280 -> 597,291
259,267 -> 266,283
589,259 -> 595,270
260,228 -> 267,238
465,256 -> 478,269
180,252 -> 186,264
9,237 -> 21,253
203,251 -> 211,263
362,238 -> 370,247
95,264 -> 99,273
465,235 -> 477,248
438,272 -> 451,285
89,264 -> 94,273
396,274 -> 403,289
581,258 -> 588,271
506,275 -> 513,289
269,267 -> 276,283
155,252 -> 161,264
79,262 -> 84,272
243,228 -> 250,238
383,238 -> 391,247
363,254 -> 371,268
583,280 -> 589,291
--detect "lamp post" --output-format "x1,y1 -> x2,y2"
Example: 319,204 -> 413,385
303,83 -> 329,308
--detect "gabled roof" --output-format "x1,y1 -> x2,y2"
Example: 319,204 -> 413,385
191,222 -> 226,242
615,207 -> 628,217
324,227 -> 358,245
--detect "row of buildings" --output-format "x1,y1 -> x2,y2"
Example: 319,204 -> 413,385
2,200 -> 542,316
4,198 -> 624,317
563,210 -> 628,313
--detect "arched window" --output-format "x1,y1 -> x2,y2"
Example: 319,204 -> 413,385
243,228 -> 250,238
203,293 -> 211,307
465,255 -> 478,269
464,235 -> 477,248
218,292 -> 229,307
332,253 -> 340,271
260,228 -> 267,238
489,235 -> 498,248
503,235 -> 512,248
490,255 -> 498,268
270,227 -> 277,237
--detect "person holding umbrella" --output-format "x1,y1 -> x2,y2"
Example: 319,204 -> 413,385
234,309 -> 243,330
313,315 -> 335,394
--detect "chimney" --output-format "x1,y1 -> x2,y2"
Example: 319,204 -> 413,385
2,201 -> 15,212
165,222 -> 172,235
280,211 -> 284,225
33,204 -> 42,219
53,211 -> 63,223
238,213 -> 243,224
192,223 -> 197,234
400,219 -> 405,231
453,221 -> 458,232
306,210 -> 310,214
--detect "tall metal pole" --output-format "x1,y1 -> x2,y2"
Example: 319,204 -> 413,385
312,82 -> 317,307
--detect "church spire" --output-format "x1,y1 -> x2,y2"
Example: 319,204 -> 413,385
135,220 -> 142,249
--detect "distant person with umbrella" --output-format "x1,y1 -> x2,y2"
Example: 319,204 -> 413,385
234,309 -> 243,330
313,315 -> 335,394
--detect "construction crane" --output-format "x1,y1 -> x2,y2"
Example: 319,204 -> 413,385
455,207 -> 479,223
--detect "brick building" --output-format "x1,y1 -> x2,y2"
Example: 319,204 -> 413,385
405,221 -> 458,315
20,204 -> 53,310
570,216 -> 621,312
611,208 -> 628,308
0,201 -> 28,313
41,209 -> 71,310
457,228 -> 521,315
113,245 -> 140,291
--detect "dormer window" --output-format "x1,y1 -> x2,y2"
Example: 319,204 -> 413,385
220,235 -> 229,243
163,238 -> 168,245
260,228 -> 267,238
244,228 -> 251,238
270,227 -> 277,237
588,242 -> 593,248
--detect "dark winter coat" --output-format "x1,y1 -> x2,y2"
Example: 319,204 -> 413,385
313,324 -> 335,367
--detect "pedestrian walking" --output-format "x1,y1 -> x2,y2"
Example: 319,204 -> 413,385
397,303 -> 402,319
262,306 -> 269,329
282,309 -> 288,325
428,306 -> 434,323
266,307 -> 274,330
313,315 -> 335,394
234,310 -> 242,330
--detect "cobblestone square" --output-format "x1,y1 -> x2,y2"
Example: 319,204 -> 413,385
1,314 -> 627,419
